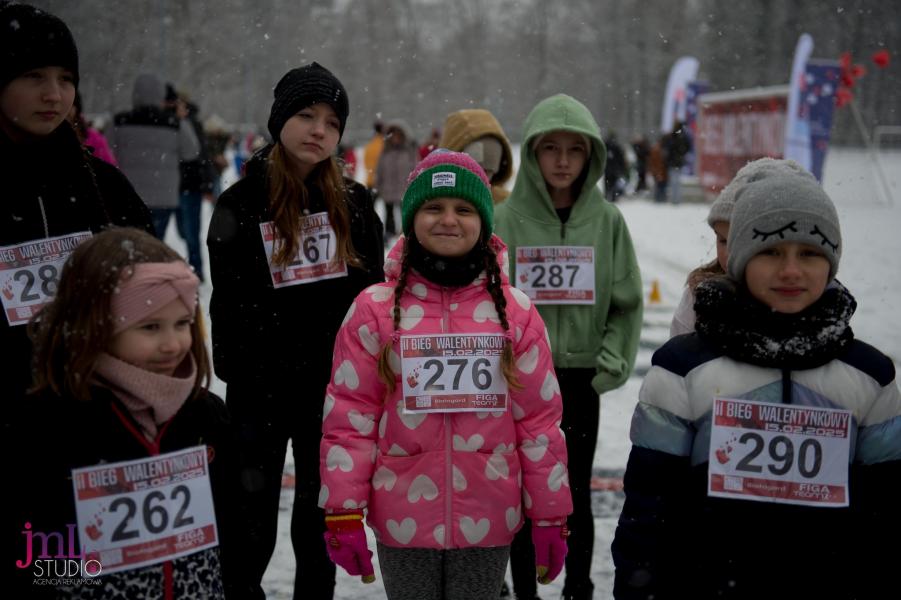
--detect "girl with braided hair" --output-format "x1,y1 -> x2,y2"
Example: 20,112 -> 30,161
319,150 -> 572,599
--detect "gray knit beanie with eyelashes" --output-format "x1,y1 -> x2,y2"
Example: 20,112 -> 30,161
708,157 -> 810,227
726,158 -> 841,282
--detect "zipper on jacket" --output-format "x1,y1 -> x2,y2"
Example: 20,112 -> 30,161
38,196 -> 49,238
554,220 -> 566,363
781,369 -> 792,404
109,400 -> 176,595
441,287 -> 453,549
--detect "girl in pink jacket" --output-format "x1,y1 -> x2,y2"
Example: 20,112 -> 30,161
319,150 -> 572,599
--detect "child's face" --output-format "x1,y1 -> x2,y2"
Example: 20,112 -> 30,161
109,298 -> 194,376
535,131 -> 588,193
413,197 -> 482,258
0,66 -> 76,142
279,102 -> 340,178
744,242 -> 830,313
713,221 -> 730,271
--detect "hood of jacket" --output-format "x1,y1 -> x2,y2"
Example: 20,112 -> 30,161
384,118 -> 416,147
507,94 -> 607,223
244,143 -> 273,180
132,73 -> 165,109
440,109 -> 513,188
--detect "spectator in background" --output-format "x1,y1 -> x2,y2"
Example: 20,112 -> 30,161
337,141 -> 357,180
67,91 -> 117,165
664,120 -> 692,204
203,114 -> 232,197
176,90 -> 217,282
111,73 -> 199,239
649,135 -> 668,203
362,119 -> 384,189
375,119 -> 418,239
631,135 -> 650,193
418,126 -> 441,159
440,108 -> 514,204
604,131 -> 628,202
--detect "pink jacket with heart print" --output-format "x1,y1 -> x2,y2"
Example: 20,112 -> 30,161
319,235 -> 572,549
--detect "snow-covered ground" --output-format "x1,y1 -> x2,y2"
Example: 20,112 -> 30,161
166,147 -> 900,599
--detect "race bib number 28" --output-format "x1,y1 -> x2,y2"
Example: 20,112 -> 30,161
708,398 -> 852,508
0,231 -> 91,326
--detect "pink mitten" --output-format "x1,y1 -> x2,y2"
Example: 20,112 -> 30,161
323,513 -> 375,583
532,522 -> 569,584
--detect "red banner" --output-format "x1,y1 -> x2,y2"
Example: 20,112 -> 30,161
696,86 -> 789,192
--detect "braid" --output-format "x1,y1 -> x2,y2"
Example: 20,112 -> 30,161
483,244 -> 523,390
377,240 -> 412,393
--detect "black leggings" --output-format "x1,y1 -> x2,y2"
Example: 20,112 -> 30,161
377,543 -> 509,600
510,368 -> 599,599
227,379 -> 335,600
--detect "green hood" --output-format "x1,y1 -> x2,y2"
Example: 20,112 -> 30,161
513,93 -> 607,221
494,94 -> 643,395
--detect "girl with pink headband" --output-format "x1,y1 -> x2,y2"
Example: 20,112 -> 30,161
9,227 -> 240,598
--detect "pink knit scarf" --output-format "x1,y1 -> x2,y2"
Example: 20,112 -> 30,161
93,352 -> 197,441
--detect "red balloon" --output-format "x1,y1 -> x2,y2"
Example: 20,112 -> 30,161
835,87 -> 854,108
840,52 -> 853,70
872,49 -> 890,68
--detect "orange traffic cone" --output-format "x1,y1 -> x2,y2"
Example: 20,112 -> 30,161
648,279 -> 662,304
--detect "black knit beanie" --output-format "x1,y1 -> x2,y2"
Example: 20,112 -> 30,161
267,62 -> 349,143
0,3 -> 79,90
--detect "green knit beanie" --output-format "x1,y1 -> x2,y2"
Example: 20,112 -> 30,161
401,150 -> 494,236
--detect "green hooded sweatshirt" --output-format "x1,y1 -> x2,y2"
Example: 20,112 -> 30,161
494,94 -> 643,395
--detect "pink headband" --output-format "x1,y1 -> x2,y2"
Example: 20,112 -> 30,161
111,262 -> 200,334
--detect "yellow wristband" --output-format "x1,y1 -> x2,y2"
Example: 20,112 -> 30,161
325,513 -> 364,522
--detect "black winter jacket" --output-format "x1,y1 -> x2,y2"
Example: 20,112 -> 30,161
0,124 -> 154,408
207,147 -> 384,392
7,387 -> 238,599
612,281 -> 901,600
179,106 -> 217,195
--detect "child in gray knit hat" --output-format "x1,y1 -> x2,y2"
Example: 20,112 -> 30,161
670,158 -> 813,336
614,157 -> 901,599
